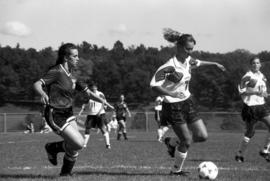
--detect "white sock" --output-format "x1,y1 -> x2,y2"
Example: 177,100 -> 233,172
157,129 -> 163,141
169,137 -> 180,147
103,132 -> 110,146
160,126 -> 169,138
84,134 -> 90,146
262,133 -> 270,153
238,136 -> 250,155
173,149 -> 187,172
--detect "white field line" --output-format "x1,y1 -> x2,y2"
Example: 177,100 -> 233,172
7,165 -> 269,172
0,140 -> 41,144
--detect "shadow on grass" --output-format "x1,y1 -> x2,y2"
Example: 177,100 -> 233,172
77,170 -> 171,176
0,174 -> 57,179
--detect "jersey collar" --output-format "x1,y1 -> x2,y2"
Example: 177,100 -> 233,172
173,56 -> 191,68
60,64 -> 71,77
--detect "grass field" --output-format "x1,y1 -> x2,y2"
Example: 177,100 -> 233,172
0,131 -> 269,181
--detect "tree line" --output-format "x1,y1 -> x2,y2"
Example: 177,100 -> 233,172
0,41 -> 270,111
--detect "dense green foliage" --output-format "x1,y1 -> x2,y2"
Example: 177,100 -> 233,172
0,41 -> 270,110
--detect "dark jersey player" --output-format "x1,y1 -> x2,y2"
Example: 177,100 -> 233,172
115,94 -> 131,140
33,43 -> 109,176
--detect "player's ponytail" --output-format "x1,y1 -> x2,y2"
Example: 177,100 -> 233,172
163,28 -> 196,47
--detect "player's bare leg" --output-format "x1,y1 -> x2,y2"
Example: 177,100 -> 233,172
84,129 -> 91,148
235,121 -> 255,162
169,123 -> 191,175
55,120 -> 84,176
259,116 -> 270,162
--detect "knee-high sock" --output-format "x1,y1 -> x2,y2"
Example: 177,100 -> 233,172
84,134 -> 90,146
262,132 -> 270,153
173,148 -> 187,172
103,132 -> 110,146
60,155 -> 76,175
237,136 -> 250,155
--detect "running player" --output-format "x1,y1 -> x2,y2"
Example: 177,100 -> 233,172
235,57 -> 270,162
155,96 -> 169,142
115,94 -> 131,140
78,82 -> 114,149
33,43 -> 110,176
150,28 -> 226,175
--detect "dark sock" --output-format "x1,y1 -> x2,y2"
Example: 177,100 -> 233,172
60,156 -> 76,175
117,133 -> 121,140
49,141 -> 65,153
123,132 -> 127,139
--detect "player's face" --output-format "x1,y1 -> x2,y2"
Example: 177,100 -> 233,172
251,58 -> 261,72
120,95 -> 125,102
183,39 -> 195,54
90,86 -> 98,93
66,49 -> 79,69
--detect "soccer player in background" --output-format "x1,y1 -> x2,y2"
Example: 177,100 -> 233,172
235,57 -> 270,162
33,43 -> 110,176
115,94 -> 131,140
150,28 -> 226,175
78,82 -> 114,149
155,96 -> 169,142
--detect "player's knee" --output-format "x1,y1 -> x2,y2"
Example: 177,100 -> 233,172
194,132 -> 208,142
71,139 -> 84,150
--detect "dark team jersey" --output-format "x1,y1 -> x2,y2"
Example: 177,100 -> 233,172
40,64 -> 88,108
115,102 -> 128,118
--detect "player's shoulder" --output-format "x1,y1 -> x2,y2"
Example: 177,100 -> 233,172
188,56 -> 199,66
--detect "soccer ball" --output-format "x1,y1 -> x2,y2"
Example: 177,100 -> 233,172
198,161 -> 218,180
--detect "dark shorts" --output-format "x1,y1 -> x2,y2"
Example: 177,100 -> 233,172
85,114 -> 107,129
44,106 -> 75,134
241,103 -> 270,124
162,98 -> 199,125
155,110 -> 168,127
116,116 -> 126,122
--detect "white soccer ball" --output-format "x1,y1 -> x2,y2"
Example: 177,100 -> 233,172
198,161 -> 218,180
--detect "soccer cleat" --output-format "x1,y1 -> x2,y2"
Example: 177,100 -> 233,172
259,150 -> 270,162
106,145 -> 111,149
164,137 -> 176,158
170,170 -> 189,176
45,143 -> 58,166
235,155 -> 244,163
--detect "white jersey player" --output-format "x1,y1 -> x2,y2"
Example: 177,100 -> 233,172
235,57 -> 270,162
78,83 -> 114,149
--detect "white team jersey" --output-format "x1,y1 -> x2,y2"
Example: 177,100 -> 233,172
150,56 -> 201,103
87,91 -> 106,115
238,71 -> 267,106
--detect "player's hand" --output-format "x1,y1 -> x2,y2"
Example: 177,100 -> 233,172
261,92 -> 269,98
216,63 -> 226,71
170,92 -> 186,99
41,93 -> 49,105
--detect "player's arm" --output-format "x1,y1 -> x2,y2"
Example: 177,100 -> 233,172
150,64 -> 184,98
33,69 -> 59,105
33,80 -> 49,105
238,76 -> 262,96
101,93 -> 114,110
199,60 -> 226,71
125,105 -> 131,117
78,104 -> 86,116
